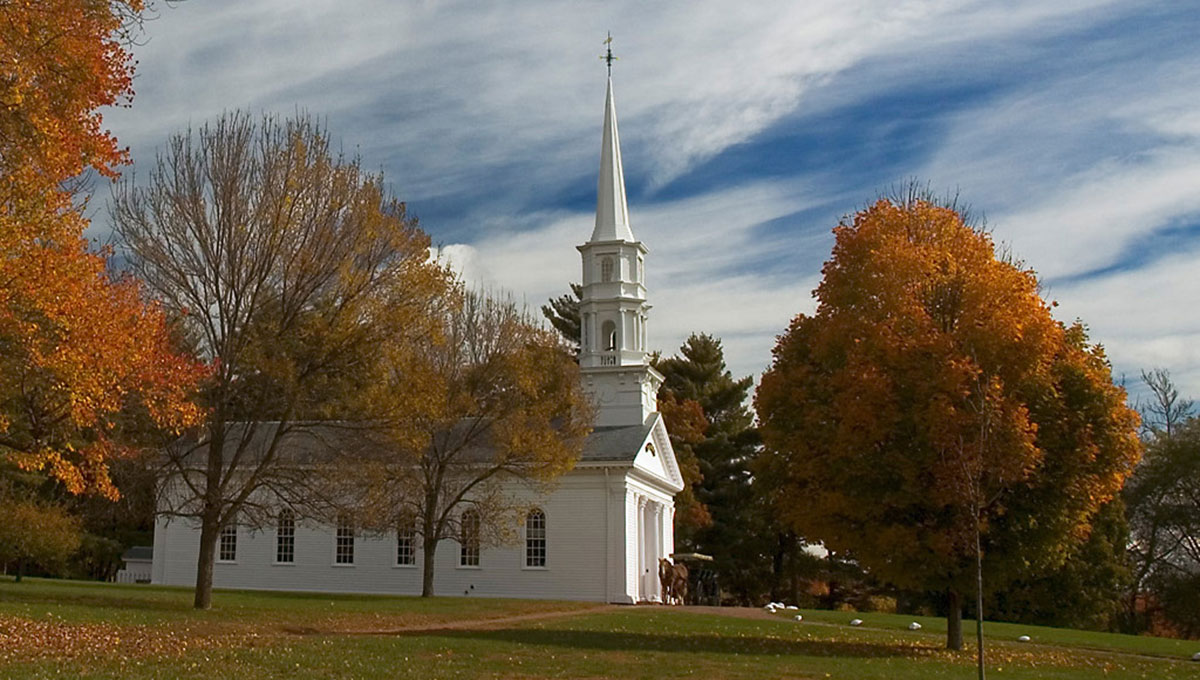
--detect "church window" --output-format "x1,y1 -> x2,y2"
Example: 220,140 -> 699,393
460,509 -> 480,566
601,257 -> 614,282
276,509 -> 295,564
601,320 -> 617,351
335,514 -> 355,565
218,521 -> 237,562
396,523 -> 416,566
525,508 -> 546,568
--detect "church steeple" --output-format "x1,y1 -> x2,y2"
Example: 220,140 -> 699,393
577,61 -> 663,428
592,78 -> 635,243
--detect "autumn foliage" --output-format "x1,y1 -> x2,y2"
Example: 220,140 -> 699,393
756,199 -> 1141,631
0,0 -> 141,202
0,0 -> 205,499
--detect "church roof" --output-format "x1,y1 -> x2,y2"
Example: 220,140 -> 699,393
580,420 -> 656,462
172,419 -> 650,466
591,78 -> 636,244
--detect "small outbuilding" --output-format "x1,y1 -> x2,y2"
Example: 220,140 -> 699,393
116,546 -> 153,584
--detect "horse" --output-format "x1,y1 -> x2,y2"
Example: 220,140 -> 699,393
658,558 -> 674,603
658,557 -> 689,605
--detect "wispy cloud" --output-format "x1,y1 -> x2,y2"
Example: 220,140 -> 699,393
99,0 -> 1200,397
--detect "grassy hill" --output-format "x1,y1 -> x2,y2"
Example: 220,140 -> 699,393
1,577 -> 1195,679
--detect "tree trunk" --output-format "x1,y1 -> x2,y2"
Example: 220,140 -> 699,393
194,421 -> 225,610
15,558 -> 24,583
193,511 -> 219,610
421,532 -> 438,597
947,588 -> 964,650
975,523 -> 986,680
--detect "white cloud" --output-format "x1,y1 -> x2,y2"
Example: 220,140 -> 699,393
110,0 -> 1132,195
440,180 -> 824,381
1053,244 -> 1200,399
920,47 -> 1200,280
95,0 -> 1200,401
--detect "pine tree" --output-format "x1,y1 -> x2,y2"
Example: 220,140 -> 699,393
655,334 -> 767,602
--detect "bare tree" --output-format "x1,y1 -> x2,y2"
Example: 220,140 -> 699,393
110,111 -> 449,609
1140,368 -> 1194,440
335,289 -> 593,597
1125,369 -> 1198,630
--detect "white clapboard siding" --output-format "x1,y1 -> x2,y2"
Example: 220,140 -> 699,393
154,467 -> 653,602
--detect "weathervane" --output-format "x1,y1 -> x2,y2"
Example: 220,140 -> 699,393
601,32 -> 618,76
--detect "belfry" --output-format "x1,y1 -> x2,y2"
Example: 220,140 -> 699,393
577,73 -> 664,428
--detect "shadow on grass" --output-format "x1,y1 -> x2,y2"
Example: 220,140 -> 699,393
410,627 -> 937,659
0,585 -> 189,614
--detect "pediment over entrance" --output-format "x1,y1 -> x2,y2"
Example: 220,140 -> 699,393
631,413 -> 684,492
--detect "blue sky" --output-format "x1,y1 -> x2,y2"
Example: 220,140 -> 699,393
98,0 -> 1200,403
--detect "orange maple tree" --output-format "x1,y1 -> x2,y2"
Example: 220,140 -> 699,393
0,0 -> 141,198
756,198 -> 1141,649
0,0 -> 205,499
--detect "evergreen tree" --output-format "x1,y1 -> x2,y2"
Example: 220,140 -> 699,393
540,283 -> 582,351
655,334 -> 767,603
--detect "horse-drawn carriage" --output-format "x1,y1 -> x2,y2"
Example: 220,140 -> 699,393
659,552 -> 718,605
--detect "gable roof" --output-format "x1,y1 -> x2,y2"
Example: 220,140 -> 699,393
122,546 -> 154,562
175,418 -> 652,466
581,419 -> 656,462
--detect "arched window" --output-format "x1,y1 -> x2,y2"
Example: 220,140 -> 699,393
218,521 -> 237,562
276,508 -> 295,564
525,508 -> 546,568
601,257 -> 614,282
396,521 -> 416,566
460,509 -> 480,567
335,514 -> 355,565
601,320 -> 617,351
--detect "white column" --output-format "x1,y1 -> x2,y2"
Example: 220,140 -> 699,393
649,501 -> 662,602
636,495 -> 647,601
664,505 -> 675,560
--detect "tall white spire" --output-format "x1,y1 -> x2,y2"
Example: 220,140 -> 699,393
592,78 -> 635,243
578,65 -> 661,428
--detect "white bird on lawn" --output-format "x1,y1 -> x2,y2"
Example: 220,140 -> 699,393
786,605 -> 798,610
908,622 -> 922,631
850,618 -> 864,626
1017,635 -> 1031,643
794,614 -> 804,622
1191,651 -> 1200,662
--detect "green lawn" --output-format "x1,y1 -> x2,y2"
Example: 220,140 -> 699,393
770,606 -> 1199,659
1,577 -> 1196,679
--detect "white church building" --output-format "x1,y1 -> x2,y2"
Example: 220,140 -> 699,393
150,75 -> 685,603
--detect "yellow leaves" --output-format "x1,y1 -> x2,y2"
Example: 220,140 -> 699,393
0,614 -> 224,665
0,498 -> 82,567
